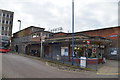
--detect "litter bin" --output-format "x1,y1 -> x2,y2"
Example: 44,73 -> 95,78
80,57 -> 87,68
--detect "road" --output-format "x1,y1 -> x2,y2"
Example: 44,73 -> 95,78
1,53 -> 118,78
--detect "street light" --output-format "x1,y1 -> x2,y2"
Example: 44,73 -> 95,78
40,32 -> 43,57
18,20 -> 21,54
18,20 -> 21,31
72,0 -> 75,65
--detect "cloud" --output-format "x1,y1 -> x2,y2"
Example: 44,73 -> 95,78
74,1 -> 119,32
0,0 -> 119,33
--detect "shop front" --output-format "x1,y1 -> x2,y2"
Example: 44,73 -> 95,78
44,33 -> 111,65
69,44 -> 105,64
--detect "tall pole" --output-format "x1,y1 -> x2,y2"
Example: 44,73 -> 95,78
18,20 -> 21,54
40,32 -> 43,57
72,0 -> 74,65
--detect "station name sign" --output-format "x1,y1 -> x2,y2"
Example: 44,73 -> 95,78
50,27 -> 63,33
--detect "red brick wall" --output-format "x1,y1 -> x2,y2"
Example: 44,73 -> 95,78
80,27 -> 120,40
79,27 -> 120,49
53,33 -> 67,37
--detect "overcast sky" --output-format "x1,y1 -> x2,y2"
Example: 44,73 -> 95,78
0,0 -> 119,33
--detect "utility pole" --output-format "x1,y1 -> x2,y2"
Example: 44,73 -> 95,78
72,0 -> 75,65
18,20 -> 21,54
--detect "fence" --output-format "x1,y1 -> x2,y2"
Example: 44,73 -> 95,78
44,55 -> 102,71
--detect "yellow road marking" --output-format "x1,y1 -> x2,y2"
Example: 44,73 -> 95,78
97,73 -> 120,75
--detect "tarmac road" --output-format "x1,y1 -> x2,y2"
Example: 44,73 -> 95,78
2,53 -> 118,78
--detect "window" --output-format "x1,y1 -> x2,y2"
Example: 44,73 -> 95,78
9,21 -> 12,24
1,31 -> 4,35
6,21 -> 8,24
8,34 -> 10,36
39,33 -> 41,36
10,14 -> 13,18
7,14 -> 9,17
5,33 -> 7,36
9,27 -> 11,31
6,27 -> 8,31
36,34 -> 39,37
7,27 -> 9,31
47,34 -> 49,37
2,20 -> 5,23
2,27 -> 4,30
61,47 -> 68,56
3,13 -> 5,17
32,34 -> 36,38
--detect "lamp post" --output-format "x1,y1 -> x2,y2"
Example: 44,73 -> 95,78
72,0 -> 75,65
40,32 -> 43,57
18,20 -> 21,54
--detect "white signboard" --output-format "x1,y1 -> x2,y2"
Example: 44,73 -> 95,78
80,57 -> 86,68
111,50 -> 117,55
61,47 -> 68,56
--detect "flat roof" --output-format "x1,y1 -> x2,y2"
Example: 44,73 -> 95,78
76,26 -> 120,33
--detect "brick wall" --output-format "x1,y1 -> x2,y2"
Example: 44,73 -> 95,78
79,27 -> 120,39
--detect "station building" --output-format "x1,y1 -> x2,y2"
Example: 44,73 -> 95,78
12,26 -> 119,61
11,26 -> 52,54
77,26 -> 120,60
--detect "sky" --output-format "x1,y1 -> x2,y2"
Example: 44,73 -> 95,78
0,0 -> 119,33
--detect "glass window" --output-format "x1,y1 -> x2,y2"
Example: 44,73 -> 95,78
2,32 -> 4,35
10,14 -> 13,18
6,21 -> 8,24
61,47 -> 68,56
9,21 -> 12,24
7,14 -> 9,17
2,27 -> 4,30
74,47 -> 84,57
9,34 -> 10,36
2,20 -> 5,23
39,33 -> 41,36
6,27 -> 8,31
7,27 -> 9,31
65,48 -> 68,52
3,13 -> 5,17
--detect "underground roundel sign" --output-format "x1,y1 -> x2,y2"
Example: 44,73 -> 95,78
92,48 -> 96,53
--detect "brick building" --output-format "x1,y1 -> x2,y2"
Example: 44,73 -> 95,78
43,32 -> 111,63
12,26 -> 51,55
25,30 -> 52,57
12,26 -> 119,60
76,26 -> 120,60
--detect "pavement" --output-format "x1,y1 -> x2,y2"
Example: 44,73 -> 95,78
97,60 -> 119,76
